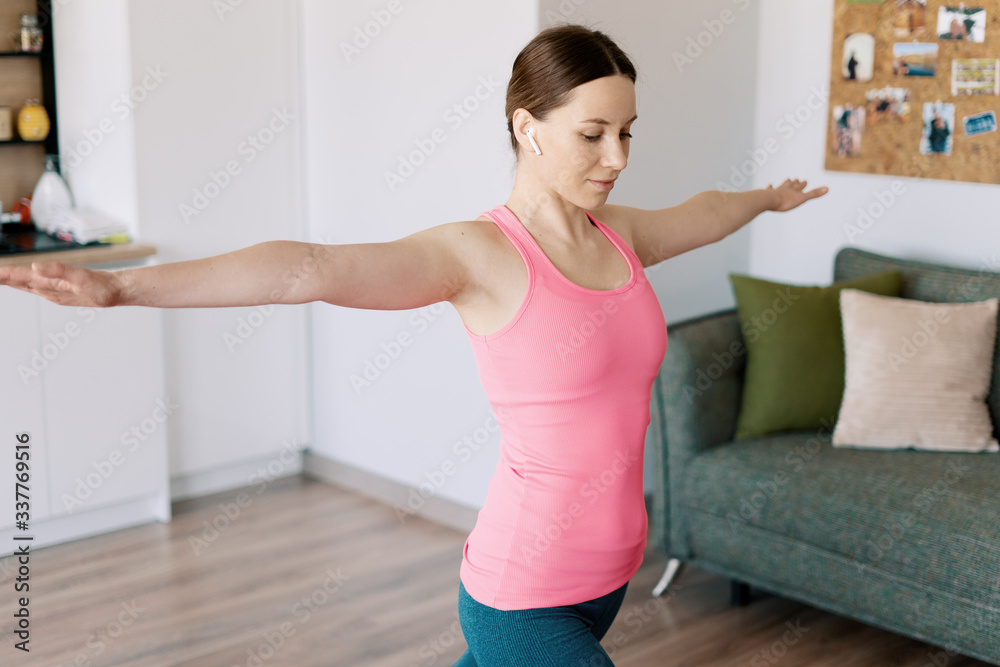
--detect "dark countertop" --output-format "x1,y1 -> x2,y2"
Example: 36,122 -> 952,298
0,223 -> 156,268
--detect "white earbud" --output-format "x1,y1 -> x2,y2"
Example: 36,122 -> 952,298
526,127 -> 542,156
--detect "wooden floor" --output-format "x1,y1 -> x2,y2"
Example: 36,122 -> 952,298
0,474 -> 992,666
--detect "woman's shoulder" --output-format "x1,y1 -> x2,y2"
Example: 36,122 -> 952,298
588,204 -> 637,249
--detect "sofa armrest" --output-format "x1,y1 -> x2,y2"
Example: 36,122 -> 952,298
649,308 -> 746,559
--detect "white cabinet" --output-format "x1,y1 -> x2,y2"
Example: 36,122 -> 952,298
0,257 -> 170,555
0,289 -> 53,527
39,298 -> 169,519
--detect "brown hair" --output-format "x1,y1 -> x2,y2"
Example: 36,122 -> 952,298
505,24 -> 637,156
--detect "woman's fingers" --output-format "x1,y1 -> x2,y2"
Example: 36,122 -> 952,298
23,263 -> 74,294
31,262 -> 81,293
0,262 -> 93,304
0,264 -> 47,290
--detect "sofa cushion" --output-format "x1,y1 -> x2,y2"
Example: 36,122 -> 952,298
835,289 -> 999,452
833,247 -> 1000,444
681,432 -> 1000,607
728,270 -> 902,440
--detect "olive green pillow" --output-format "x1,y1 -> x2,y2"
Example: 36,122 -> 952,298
729,270 -> 903,440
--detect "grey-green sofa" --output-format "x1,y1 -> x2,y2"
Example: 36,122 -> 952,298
648,246 -> 1000,665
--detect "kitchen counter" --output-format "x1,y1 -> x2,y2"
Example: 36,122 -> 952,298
0,242 -> 157,268
0,223 -> 156,267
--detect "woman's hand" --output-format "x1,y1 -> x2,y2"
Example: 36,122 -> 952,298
0,261 -> 124,308
766,178 -> 829,212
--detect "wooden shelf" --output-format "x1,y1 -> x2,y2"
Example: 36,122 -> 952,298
0,243 -> 158,268
0,0 -> 59,213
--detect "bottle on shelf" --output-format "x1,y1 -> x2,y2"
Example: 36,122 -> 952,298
31,154 -> 74,233
20,14 -> 43,53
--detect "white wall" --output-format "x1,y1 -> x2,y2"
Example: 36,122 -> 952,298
537,0 -> 760,325
126,1 -> 309,495
749,0 -> 1000,282
303,0 -> 538,510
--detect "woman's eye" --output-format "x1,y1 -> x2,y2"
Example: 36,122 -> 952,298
583,133 -> 633,142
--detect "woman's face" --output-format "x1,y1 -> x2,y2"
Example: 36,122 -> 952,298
520,74 -> 637,209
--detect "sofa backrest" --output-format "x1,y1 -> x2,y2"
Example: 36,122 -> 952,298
833,246 -> 1000,442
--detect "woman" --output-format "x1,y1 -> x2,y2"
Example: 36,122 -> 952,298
1,23 -> 826,667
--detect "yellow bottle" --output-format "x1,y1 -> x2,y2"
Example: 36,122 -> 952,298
17,99 -> 49,141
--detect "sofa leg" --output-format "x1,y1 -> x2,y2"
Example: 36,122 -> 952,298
652,558 -> 685,597
730,579 -> 751,606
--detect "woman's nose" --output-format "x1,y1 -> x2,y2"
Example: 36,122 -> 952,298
603,139 -> 628,170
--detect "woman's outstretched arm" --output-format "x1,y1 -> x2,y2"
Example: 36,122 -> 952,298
599,178 -> 828,267
0,223 -> 472,310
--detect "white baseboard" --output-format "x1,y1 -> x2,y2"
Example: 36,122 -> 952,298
302,451 -> 654,535
170,449 -> 304,502
0,493 -> 168,559
303,450 -> 481,534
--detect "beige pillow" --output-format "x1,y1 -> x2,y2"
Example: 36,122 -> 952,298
833,289 -> 999,452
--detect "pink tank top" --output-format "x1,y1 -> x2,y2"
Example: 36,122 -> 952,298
458,204 -> 668,610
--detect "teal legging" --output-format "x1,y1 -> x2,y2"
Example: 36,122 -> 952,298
452,579 -> 629,666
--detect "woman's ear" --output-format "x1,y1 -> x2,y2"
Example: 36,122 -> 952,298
512,109 -> 540,156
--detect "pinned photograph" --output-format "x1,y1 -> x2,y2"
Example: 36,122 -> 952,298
894,0 -> 928,39
893,42 -> 938,76
833,103 -> 866,157
938,6 -> 987,42
920,102 -> 954,155
843,34 -> 876,81
865,87 -> 911,123
963,110 -> 997,136
952,58 -> 999,95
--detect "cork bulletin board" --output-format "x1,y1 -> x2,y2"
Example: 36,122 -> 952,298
825,0 -> 1000,185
